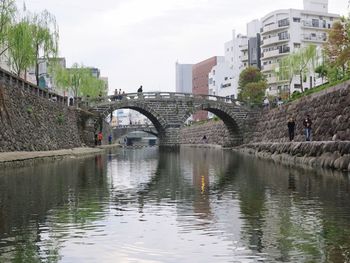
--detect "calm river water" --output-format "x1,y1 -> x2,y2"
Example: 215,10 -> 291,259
0,148 -> 350,262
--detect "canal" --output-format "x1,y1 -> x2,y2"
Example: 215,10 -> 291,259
0,148 -> 350,262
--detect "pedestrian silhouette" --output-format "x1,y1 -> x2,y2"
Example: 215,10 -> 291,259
287,117 -> 295,141
137,85 -> 143,93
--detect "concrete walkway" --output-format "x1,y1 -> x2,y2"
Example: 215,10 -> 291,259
0,144 -> 121,167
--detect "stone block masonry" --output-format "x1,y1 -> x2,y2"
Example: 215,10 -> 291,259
0,83 -> 84,152
180,120 -> 230,146
249,80 -> 350,143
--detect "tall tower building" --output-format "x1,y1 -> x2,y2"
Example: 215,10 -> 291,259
175,62 -> 193,93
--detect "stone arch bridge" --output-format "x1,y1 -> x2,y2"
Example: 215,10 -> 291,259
112,124 -> 158,140
89,92 -> 254,148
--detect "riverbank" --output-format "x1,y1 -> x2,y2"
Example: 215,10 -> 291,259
0,144 -> 121,168
233,141 -> 350,171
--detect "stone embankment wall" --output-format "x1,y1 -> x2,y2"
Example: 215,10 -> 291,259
237,81 -> 350,171
180,120 -> 230,146
249,80 -> 350,143
0,79 -> 109,152
236,142 -> 350,171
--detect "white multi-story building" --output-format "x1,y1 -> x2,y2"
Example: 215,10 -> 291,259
175,62 -> 193,93
209,20 -> 261,100
208,32 -> 247,100
260,0 -> 339,95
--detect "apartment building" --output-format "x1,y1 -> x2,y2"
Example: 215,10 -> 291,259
175,62 -> 193,93
208,20 -> 261,100
260,0 -> 339,95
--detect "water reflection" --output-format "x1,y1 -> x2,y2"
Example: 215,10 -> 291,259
0,155 -> 109,262
0,148 -> 350,262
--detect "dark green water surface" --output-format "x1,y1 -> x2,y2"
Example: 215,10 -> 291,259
0,147 -> 350,262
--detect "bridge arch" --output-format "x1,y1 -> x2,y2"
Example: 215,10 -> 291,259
181,103 -> 246,146
100,101 -> 167,141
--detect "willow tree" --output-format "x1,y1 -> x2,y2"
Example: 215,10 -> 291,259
30,10 -> 59,86
52,63 -> 106,99
0,0 -> 16,55
7,20 -> 34,77
278,44 -> 317,92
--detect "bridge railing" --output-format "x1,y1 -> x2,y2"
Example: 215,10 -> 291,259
112,124 -> 155,129
89,92 -> 241,107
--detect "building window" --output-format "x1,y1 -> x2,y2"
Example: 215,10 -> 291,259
278,31 -> 289,40
312,19 -> 319,28
294,43 -> 301,48
293,17 -> 300,22
278,18 -> 289,27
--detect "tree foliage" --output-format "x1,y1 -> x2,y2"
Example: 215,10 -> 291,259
278,44 -> 317,92
6,9 -> 59,79
51,63 -> 106,99
238,66 -> 267,104
0,0 -> 16,55
238,66 -> 265,89
29,10 -> 59,85
324,19 -> 350,81
7,20 -> 34,76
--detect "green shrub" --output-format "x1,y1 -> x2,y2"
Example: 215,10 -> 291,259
57,113 -> 64,124
27,106 -> 33,114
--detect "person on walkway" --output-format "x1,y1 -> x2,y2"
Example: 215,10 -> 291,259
263,97 -> 269,109
202,135 -> 208,144
287,117 -> 295,141
94,133 -> 98,146
303,114 -> 312,141
108,134 -> 112,144
98,131 -> 103,145
137,85 -> 143,93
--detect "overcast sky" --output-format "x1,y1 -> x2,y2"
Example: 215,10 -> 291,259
21,0 -> 348,93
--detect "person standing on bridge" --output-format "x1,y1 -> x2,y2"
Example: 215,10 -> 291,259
137,85 -> 143,93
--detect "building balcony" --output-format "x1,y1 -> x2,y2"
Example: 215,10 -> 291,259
239,44 -> 248,51
302,34 -> 327,43
262,47 -> 290,60
261,35 -> 290,47
266,76 -> 278,83
261,22 -> 290,34
302,20 -> 328,30
241,54 -> 248,61
262,63 -> 279,72
266,76 -> 288,84
262,49 -> 280,59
